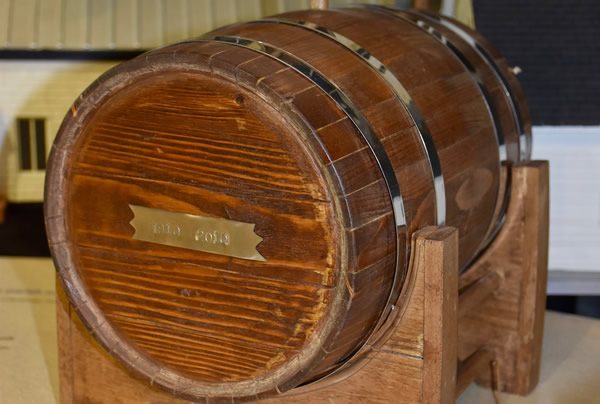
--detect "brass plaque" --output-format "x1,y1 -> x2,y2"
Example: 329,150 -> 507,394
129,205 -> 265,261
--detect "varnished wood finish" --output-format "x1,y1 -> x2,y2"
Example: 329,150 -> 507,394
421,227 -> 458,404
46,8 -> 531,401
237,8 -> 503,266
434,12 -> 533,160
373,6 -> 532,251
402,9 -> 528,163
455,348 -> 495,399
55,162 -> 549,402
458,270 -> 502,318
48,58 -> 356,399
57,227 -> 458,404
458,161 -> 549,395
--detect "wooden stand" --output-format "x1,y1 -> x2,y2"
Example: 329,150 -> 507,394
56,161 -> 549,403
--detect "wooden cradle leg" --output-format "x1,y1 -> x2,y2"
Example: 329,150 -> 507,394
458,161 -> 550,395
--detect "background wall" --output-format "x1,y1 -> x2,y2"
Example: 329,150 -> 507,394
473,0 -> 600,126
1,0 -> 598,300
473,0 -> 600,310
0,0 -> 396,203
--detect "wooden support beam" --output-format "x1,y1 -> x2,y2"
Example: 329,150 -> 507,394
421,227 -> 459,404
459,271 -> 503,318
456,348 -> 495,398
458,161 -> 549,395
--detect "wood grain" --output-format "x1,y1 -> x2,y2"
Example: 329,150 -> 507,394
277,7 -> 504,266
57,227 -> 459,404
458,161 -> 549,395
421,227 -> 458,404
455,348 -> 495,398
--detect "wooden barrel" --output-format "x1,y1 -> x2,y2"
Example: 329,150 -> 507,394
45,6 -> 531,402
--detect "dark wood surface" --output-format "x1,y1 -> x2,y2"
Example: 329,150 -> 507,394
45,8 -> 531,400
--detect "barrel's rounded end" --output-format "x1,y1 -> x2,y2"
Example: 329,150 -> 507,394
46,42 -> 353,400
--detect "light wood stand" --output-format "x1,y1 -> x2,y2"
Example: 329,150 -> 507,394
56,161 -> 549,403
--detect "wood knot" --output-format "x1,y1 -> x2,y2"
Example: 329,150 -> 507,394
178,288 -> 199,297
455,168 -> 494,211
235,94 -> 245,105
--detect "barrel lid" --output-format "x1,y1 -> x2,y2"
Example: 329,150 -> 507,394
45,45 -> 350,400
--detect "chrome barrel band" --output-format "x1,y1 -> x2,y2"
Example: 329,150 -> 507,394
367,6 -> 512,264
411,10 -> 530,161
199,33 -> 407,383
255,17 -> 447,227
368,6 -> 507,163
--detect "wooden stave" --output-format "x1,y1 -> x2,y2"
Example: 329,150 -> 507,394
368,7 -> 521,258
44,8 -> 528,401
403,9 -> 533,256
264,7 -> 505,266
427,11 -> 533,160
268,6 -> 525,268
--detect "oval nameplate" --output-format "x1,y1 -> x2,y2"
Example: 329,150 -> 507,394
129,205 -> 265,261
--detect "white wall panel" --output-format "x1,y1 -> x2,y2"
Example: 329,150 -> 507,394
261,0 -> 284,16
236,0 -> 261,22
0,61 -> 116,201
533,126 -> 600,273
212,0 -> 236,27
63,0 -> 88,48
139,0 -> 162,48
189,0 -> 213,37
37,0 -> 63,48
283,0 -> 308,12
163,0 -> 188,44
1,0 -> 394,50
113,0 -> 137,48
89,0 -> 113,48
0,0 -> 9,46
8,0 -> 36,47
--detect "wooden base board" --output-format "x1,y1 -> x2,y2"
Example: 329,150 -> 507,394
56,161 -> 549,403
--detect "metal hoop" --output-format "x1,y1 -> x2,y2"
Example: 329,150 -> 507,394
255,17 -> 447,226
366,6 -> 513,266
411,10 -> 531,161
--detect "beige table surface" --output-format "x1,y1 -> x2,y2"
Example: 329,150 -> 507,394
1,257 -> 598,404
